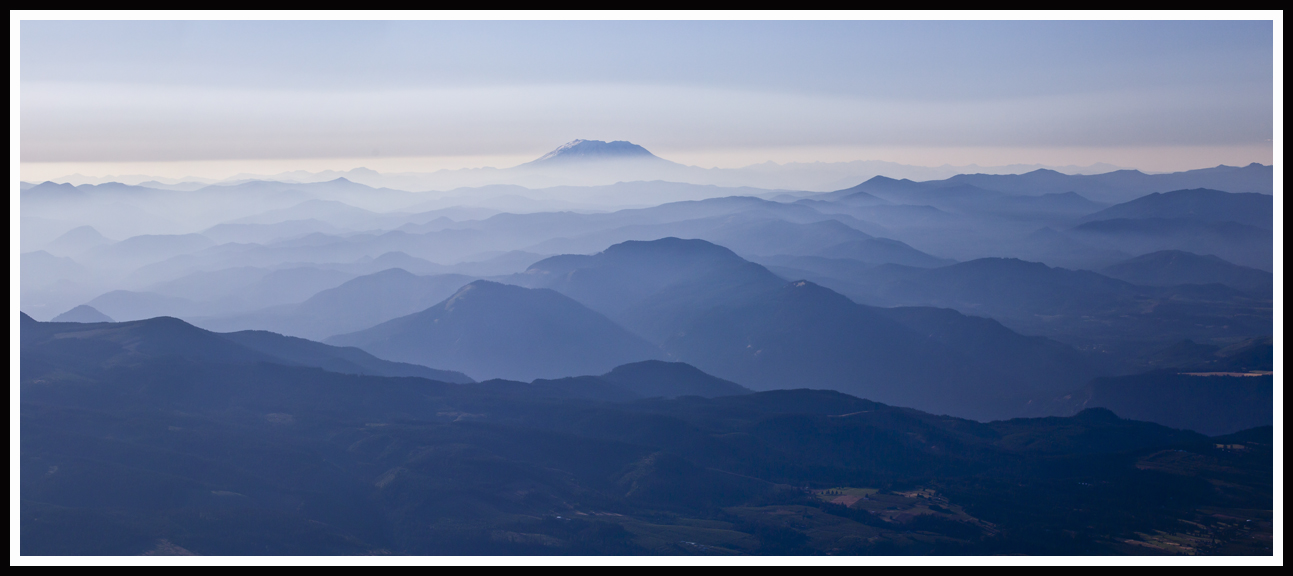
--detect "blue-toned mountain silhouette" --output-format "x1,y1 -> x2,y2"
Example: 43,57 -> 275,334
326,280 -> 664,381
520,238 -> 1100,420
50,305 -> 114,323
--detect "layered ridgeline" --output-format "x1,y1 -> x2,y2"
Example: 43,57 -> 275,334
20,313 -> 1271,555
1077,188 -> 1272,228
505,238 -> 1100,421
803,181 -> 1272,272
21,313 -> 472,384
769,189 -> 1273,351
1047,372 -> 1273,437
21,184 -> 935,321
50,305 -> 114,323
824,164 -> 1273,205
1099,250 -> 1273,297
327,280 -> 665,382
195,269 -> 477,341
81,267 -> 358,323
1069,189 -> 1273,271
779,256 -> 1272,351
1039,337 -> 1274,436
478,360 -> 752,403
22,170 -> 1271,326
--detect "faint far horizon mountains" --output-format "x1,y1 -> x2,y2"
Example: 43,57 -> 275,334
33,138 -> 1152,192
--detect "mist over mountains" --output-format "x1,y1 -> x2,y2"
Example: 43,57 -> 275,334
327,280 -> 665,382
37,139 -> 1138,192
34,139 -> 1272,199
19,139 -> 1275,556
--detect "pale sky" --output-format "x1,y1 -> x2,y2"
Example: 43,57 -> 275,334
18,18 -> 1277,179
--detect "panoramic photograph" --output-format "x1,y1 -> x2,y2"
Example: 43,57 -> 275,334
13,15 -> 1280,562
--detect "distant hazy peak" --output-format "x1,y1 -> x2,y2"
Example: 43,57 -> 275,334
862,175 -> 912,184
600,237 -> 742,260
34,181 -> 79,190
51,305 -> 115,323
365,267 -> 419,279
51,225 -> 111,242
442,279 -> 523,306
531,139 -> 657,163
526,238 -> 750,278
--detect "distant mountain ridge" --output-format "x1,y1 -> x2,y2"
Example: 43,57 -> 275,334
793,256 -> 1272,350
518,237 -> 1102,420
1079,188 -> 1272,228
1069,217 -> 1272,271
50,305 -> 114,323
1046,371 -> 1273,436
20,313 -> 472,383
194,269 -> 477,341
829,164 -> 1272,204
327,280 -> 665,381
1100,250 -> 1272,296
43,141 -> 1237,193
486,360 -> 753,402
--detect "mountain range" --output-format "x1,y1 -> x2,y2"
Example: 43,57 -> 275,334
19,312 -> 1271,555
826,164 -> 1273,204
326,280 -> 665,382
18,141 -> 1275,556
512,238 -> 1102,420
193,269 -> 477,341
31,139 -> 1136,192
1099,250 -> 1273,296
778,255 -> 1272,353
29,140 -> 1270,197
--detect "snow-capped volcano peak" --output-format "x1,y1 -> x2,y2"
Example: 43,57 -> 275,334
532,140 -> 658,163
